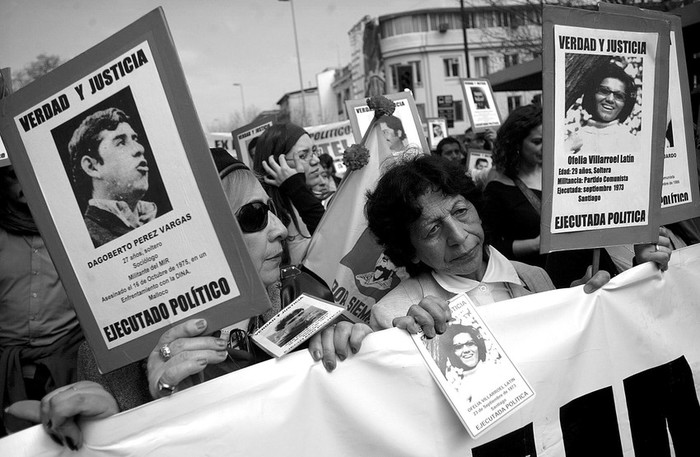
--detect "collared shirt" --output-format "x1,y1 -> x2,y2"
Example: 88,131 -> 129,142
0,227 -> 79,347
432,246 -> 523,306
89,199 -> 157,230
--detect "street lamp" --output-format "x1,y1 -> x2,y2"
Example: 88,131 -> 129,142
279,0 -> 307,125
233,82 -> 246,115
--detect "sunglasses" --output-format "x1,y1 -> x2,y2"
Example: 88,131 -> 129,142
596,86 -> 626,103
235,199 -> 276,233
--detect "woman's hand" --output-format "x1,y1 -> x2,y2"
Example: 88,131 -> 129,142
262,151 -> 304,187
392,296 -> 451,339
308,321 -> 372,372
6,381 -> 119,451
634,226 -> 673,271
571,265 -> 611,293
147,318 -> 228,399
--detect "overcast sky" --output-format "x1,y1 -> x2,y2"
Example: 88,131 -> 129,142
1,0 -> 455,129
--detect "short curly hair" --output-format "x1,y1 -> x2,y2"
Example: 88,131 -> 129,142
492,104 -> 542,179
582,62 -> 637,124
365,154 -> 483,277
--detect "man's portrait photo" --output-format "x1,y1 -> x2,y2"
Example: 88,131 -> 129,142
563,56 -> 642,156
379,114 -> 409,152
53,87 -> 172,248
470,87 -> 490,110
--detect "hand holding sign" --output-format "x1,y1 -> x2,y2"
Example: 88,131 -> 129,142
146,318 -> 228,399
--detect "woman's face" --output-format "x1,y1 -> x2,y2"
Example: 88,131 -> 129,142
594,77 -> 627,123
453,332 -> 480,369
286,134 -> 321,188
408,191 -> 485,279
237,181 -> 288,286
520,124 -> 543,168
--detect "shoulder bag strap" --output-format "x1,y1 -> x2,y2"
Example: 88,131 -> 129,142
513,177 -> 541,217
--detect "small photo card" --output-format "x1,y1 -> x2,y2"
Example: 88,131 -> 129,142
412,292 -> 535,438
426,117 -> 448,151
252,293 -> 345,358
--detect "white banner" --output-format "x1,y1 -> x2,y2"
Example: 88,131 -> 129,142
5,244 -> 700,456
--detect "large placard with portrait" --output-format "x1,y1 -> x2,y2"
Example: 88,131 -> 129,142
460,78 -> 501,134
230,116 -> 275,167
412,292 -> 535,439
345,92 -> 430,155
541,6 -> 670,253
598,4 -> 700,225
0,9 -> 270,372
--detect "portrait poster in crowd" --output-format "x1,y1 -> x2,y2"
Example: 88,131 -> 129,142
460,79 -> 501,134
541,6 -> 670,253
230,116 -> 274,167
305,119 -> 354,177
413,292 -> 534,438
0,8 -> 270,372
467,150 -> 492,174
251,293 -> 345,358
205,131 -> 236,158
426,117 -> 448,151
345,92 -> 430,155
0,136 -> 7,167
598,3 -> 700,225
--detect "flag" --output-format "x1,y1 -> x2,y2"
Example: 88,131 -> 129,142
303,126 -> 413,323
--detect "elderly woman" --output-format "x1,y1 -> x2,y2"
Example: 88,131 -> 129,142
253,123 -> 325,265
566,61 -> 638,155
8,151 -> 369,449
367,154 -> 669,333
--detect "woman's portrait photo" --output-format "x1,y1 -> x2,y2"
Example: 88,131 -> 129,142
563,55 -> 643,156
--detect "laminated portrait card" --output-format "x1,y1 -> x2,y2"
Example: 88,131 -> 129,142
541,5 -> 670,253
251,293 -> 346,358
411,292 -> 535,439
0,8 -> 270,372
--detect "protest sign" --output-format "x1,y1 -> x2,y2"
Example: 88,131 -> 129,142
460,79 -> 501,133
426,117 -> 448,151
541,5 -> 670,253
598,4 -> 700,225
5,244 -> 700,456
204,131 -> 236,157
345,92 -> 430,155
230,116 -> 274,167
0,8 -> 270,372
305,119 -> 353,176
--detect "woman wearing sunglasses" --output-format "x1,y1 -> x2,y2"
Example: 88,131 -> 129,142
7,150 -> 370,450
253,123 -> 325,265
565,60 -> 639,156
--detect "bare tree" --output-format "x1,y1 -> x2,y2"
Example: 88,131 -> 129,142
11,53 -> 63,90
207,105 -> 261,132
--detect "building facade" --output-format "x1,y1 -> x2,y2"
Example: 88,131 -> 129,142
374,4 -> 544,136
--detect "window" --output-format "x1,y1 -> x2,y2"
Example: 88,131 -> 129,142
390,64 -> 400,89
504,54 -> 519,68
443,57 -> 460,78
507,96 -> 522,113
474,56 -> 489,77
337,93 -> 343,116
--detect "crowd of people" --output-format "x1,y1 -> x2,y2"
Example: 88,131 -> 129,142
0,95 -> 682,450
